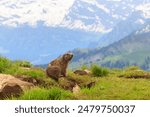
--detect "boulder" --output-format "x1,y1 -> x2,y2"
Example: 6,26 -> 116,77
58,78 -> 76,91
85,81 -> 95,89
84,69 -> 91,74
74,69 -> 91,75
0,74 -> 34,99
72,84 -> 81,94
16,75 -> 38,85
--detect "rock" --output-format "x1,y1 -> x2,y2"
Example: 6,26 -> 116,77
74,69 -> 91,75
0,74 -> 34,99
58,78 -> 75,91
72,84 -> 81,94
16,75 -> 38,85
20,67 -> 31,70
84,69 -> 91,74
86,81 -> 95,89
21,77 -> 37,85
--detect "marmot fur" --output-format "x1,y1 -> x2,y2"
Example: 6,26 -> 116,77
46,53 -> 73,81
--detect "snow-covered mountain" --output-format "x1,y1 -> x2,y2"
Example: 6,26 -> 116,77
61,0 -> 148,32
136,23 -> 150,34
95,3 -> 150,47
0,0 -> 75,27
0,0 -> 150,64
0,0 -> 149,32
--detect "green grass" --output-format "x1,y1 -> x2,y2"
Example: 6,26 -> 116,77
74,66 -> 150,100
10,75 -> 150,100
77,77 -> 150,100
81,64 -> 89,70
13,60 -> 33,68
16,87 -> 75,100
10,65 -> 150,100
4,67 -> 46,78
91,64 -> 109,77
0,56 -> 12,73
119,66 -> 150,78
0,56 -> 45,79
1,56 -> 150,100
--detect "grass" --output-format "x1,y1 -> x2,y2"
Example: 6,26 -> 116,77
77,77 -> 150,100
1,56 -> 150,100
0,56 -> 45,79
8,65 -> 150,100
91,64 -> 109,77
10,75 -> 150,100
16,87 -> 75,100
81,64 -> 89,70
0,56 -> 12,73
13,60 -> 33,68
119,66 -> 150,78
75,66 -> 150,100
4,66 -> 46,78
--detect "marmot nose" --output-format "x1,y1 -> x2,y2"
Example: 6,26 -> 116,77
70,53 -> 73,57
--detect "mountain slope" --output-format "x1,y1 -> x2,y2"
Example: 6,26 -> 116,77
90,3 -> 150,47
0,25 -> 100,64
71,23 -> 150,70
0,0 -> 150,65
61,0 -> 148,32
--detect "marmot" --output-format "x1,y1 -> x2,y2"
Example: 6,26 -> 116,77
46,53 -> 73,81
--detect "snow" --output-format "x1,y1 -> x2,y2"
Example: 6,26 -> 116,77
96,3 -> 110,13
136,24 -> 150,34
112,14 -> 119,19
87,7 -> 94,12
60,19 -> 109,33
0,0 -> 75,27
81,0 -> 110,13
135,19 -> 145,24
136,3 -> 150,18
0,0 -> 149,33
107,0 -> 122,1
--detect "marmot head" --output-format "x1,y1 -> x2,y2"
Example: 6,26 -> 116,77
62,53 -> 73,62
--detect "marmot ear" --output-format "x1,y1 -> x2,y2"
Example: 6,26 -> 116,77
63,54 -> 67,61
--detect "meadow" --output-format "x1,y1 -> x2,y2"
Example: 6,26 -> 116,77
1,56 -> 150,100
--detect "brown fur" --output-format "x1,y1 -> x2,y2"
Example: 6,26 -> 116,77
46,53 -> 73,81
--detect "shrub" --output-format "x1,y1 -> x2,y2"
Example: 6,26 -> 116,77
119,70 -> 150,78
18,87 -> 74,100
125,66 -> 141,71
91,64 -> 109,77
118,66 -> 150,79
0,56 -> 12,73
20,69 -> 45,78
13,60 -> 32,68
6,68 -> 45,78
81,64 -> 88,70
4,66 -> 19,75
